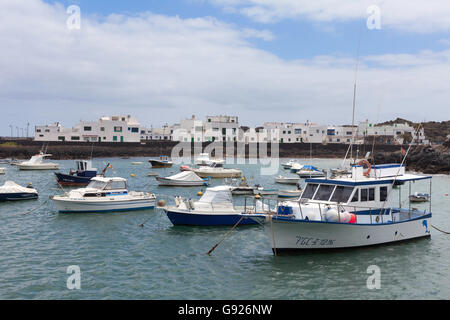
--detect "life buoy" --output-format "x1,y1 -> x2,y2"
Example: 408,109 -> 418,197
358,159 -> 371,176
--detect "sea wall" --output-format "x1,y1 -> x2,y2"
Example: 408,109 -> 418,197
1,139 -> 447,174
0,139 -> 405,159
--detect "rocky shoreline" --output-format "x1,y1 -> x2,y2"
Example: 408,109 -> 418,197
0,139 -> 448,174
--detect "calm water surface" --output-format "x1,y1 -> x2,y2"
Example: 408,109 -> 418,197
0,158 -> 449,299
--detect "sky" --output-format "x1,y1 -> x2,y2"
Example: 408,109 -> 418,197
1,0 -> 450,136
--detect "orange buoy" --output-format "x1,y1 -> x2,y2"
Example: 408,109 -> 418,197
358,159 -> 371,176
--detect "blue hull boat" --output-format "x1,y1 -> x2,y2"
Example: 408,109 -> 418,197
166,210 -> 257,226
55,160 -> 109,186
0,193 -> 38,201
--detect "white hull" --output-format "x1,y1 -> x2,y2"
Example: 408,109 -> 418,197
193,169 -> 242,178
51,195 -> 155,213
18,164 -> 59,170
156,177 -> 206,186
260,215 -> 431,252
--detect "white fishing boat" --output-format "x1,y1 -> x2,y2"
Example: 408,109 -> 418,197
245,163 -> 433,254
193,162 -> 242,178
163,186 -> 257,226
17,152 -> 59,170
275,176 -> 299,185
0,167 -> 5,175
50,177 -> 156,213
156,171 -> 209,187
0,181 -> 38,201
254,188 -> 278,196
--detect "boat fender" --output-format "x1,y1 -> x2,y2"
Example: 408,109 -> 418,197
174,196 -> 182,207
188,199 -> 195,210
325,208 -> 339,222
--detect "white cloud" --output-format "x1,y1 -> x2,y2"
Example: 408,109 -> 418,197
0,0 -> 449,136
209,0 -> 450,33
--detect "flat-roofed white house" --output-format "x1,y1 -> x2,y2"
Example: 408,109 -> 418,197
34,115 -> 142,143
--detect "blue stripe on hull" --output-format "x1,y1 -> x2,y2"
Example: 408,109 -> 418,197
166,210 -> 257,226
59,206 -> 155,213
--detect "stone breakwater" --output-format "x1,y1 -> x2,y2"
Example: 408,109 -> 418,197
0,139 -> 448,174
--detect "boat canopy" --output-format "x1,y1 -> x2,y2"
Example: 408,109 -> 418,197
0,181 -> 37,194
165,171 -> 204,182
198,186 -> 233,204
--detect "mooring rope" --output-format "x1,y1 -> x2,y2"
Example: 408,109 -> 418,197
431,224 -> 450,235
207,216 -> 244,255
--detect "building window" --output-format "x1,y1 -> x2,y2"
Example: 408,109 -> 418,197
84,126 -> 92,131
100,127 -> 105,131
294,129 -> 302,134
45,129 -> 50,132
131,127 -> 139,133
58,136 -> 65,141
71,136 -> 80,141
36,129 -> 41,132
114,126 -> 122,132
113,136 -> 117,141
39,134 -> 44,137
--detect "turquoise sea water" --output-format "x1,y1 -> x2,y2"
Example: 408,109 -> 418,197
0,158 -> 449,299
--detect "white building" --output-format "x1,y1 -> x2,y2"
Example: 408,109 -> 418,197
35,115 -> 142,143
358,120 -> 429,145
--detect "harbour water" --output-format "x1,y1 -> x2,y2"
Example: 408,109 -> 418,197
0,158 -> 449,299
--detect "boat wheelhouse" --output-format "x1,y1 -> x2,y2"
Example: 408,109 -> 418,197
245,163 -> 433,253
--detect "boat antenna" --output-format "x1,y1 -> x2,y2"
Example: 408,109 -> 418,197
350,24 -> 363,165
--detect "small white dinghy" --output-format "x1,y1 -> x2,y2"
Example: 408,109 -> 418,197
17,152 -> 59,170
275,175 -> 299,185
156,171 -> 209,187
0,181 -> 38,201
50,177 -> 156,213
0,167 -> 5,175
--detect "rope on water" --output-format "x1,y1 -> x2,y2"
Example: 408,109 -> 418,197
431,224 -> 450,235
207,216 -> 244,255
15,199 -> 49,216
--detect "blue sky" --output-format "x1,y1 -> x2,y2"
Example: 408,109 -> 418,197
1,0 -> 449,136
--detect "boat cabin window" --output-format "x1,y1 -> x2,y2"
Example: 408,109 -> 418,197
104,181 -> 127,190
369,188 -> 375,201
301,183 -> 318,200
360,187 -> 375,202
361,188 -> 368,201
313,184 -> 335,201
330,186 -> 354,203
351,189 -> 359,202
380,186 -> 388,201
87,180 -> 107,190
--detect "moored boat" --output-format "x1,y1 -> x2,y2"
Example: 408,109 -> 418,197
277,188 -> 303,199
244,163 -> 433,254
282,159 -> 299,170
193,162 -> 242,178
0,181 -> 38,201
17,152 -> 59,170
0,167 -> 5,175
275,176 -> 299,185
163,186 -> 257,226
149,156 -> 173,168
50,177 -> 156,213
55,160 -> 106,186
295,165 -> 325,178
409,192 -> 430,203
156,171 -> 209,187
